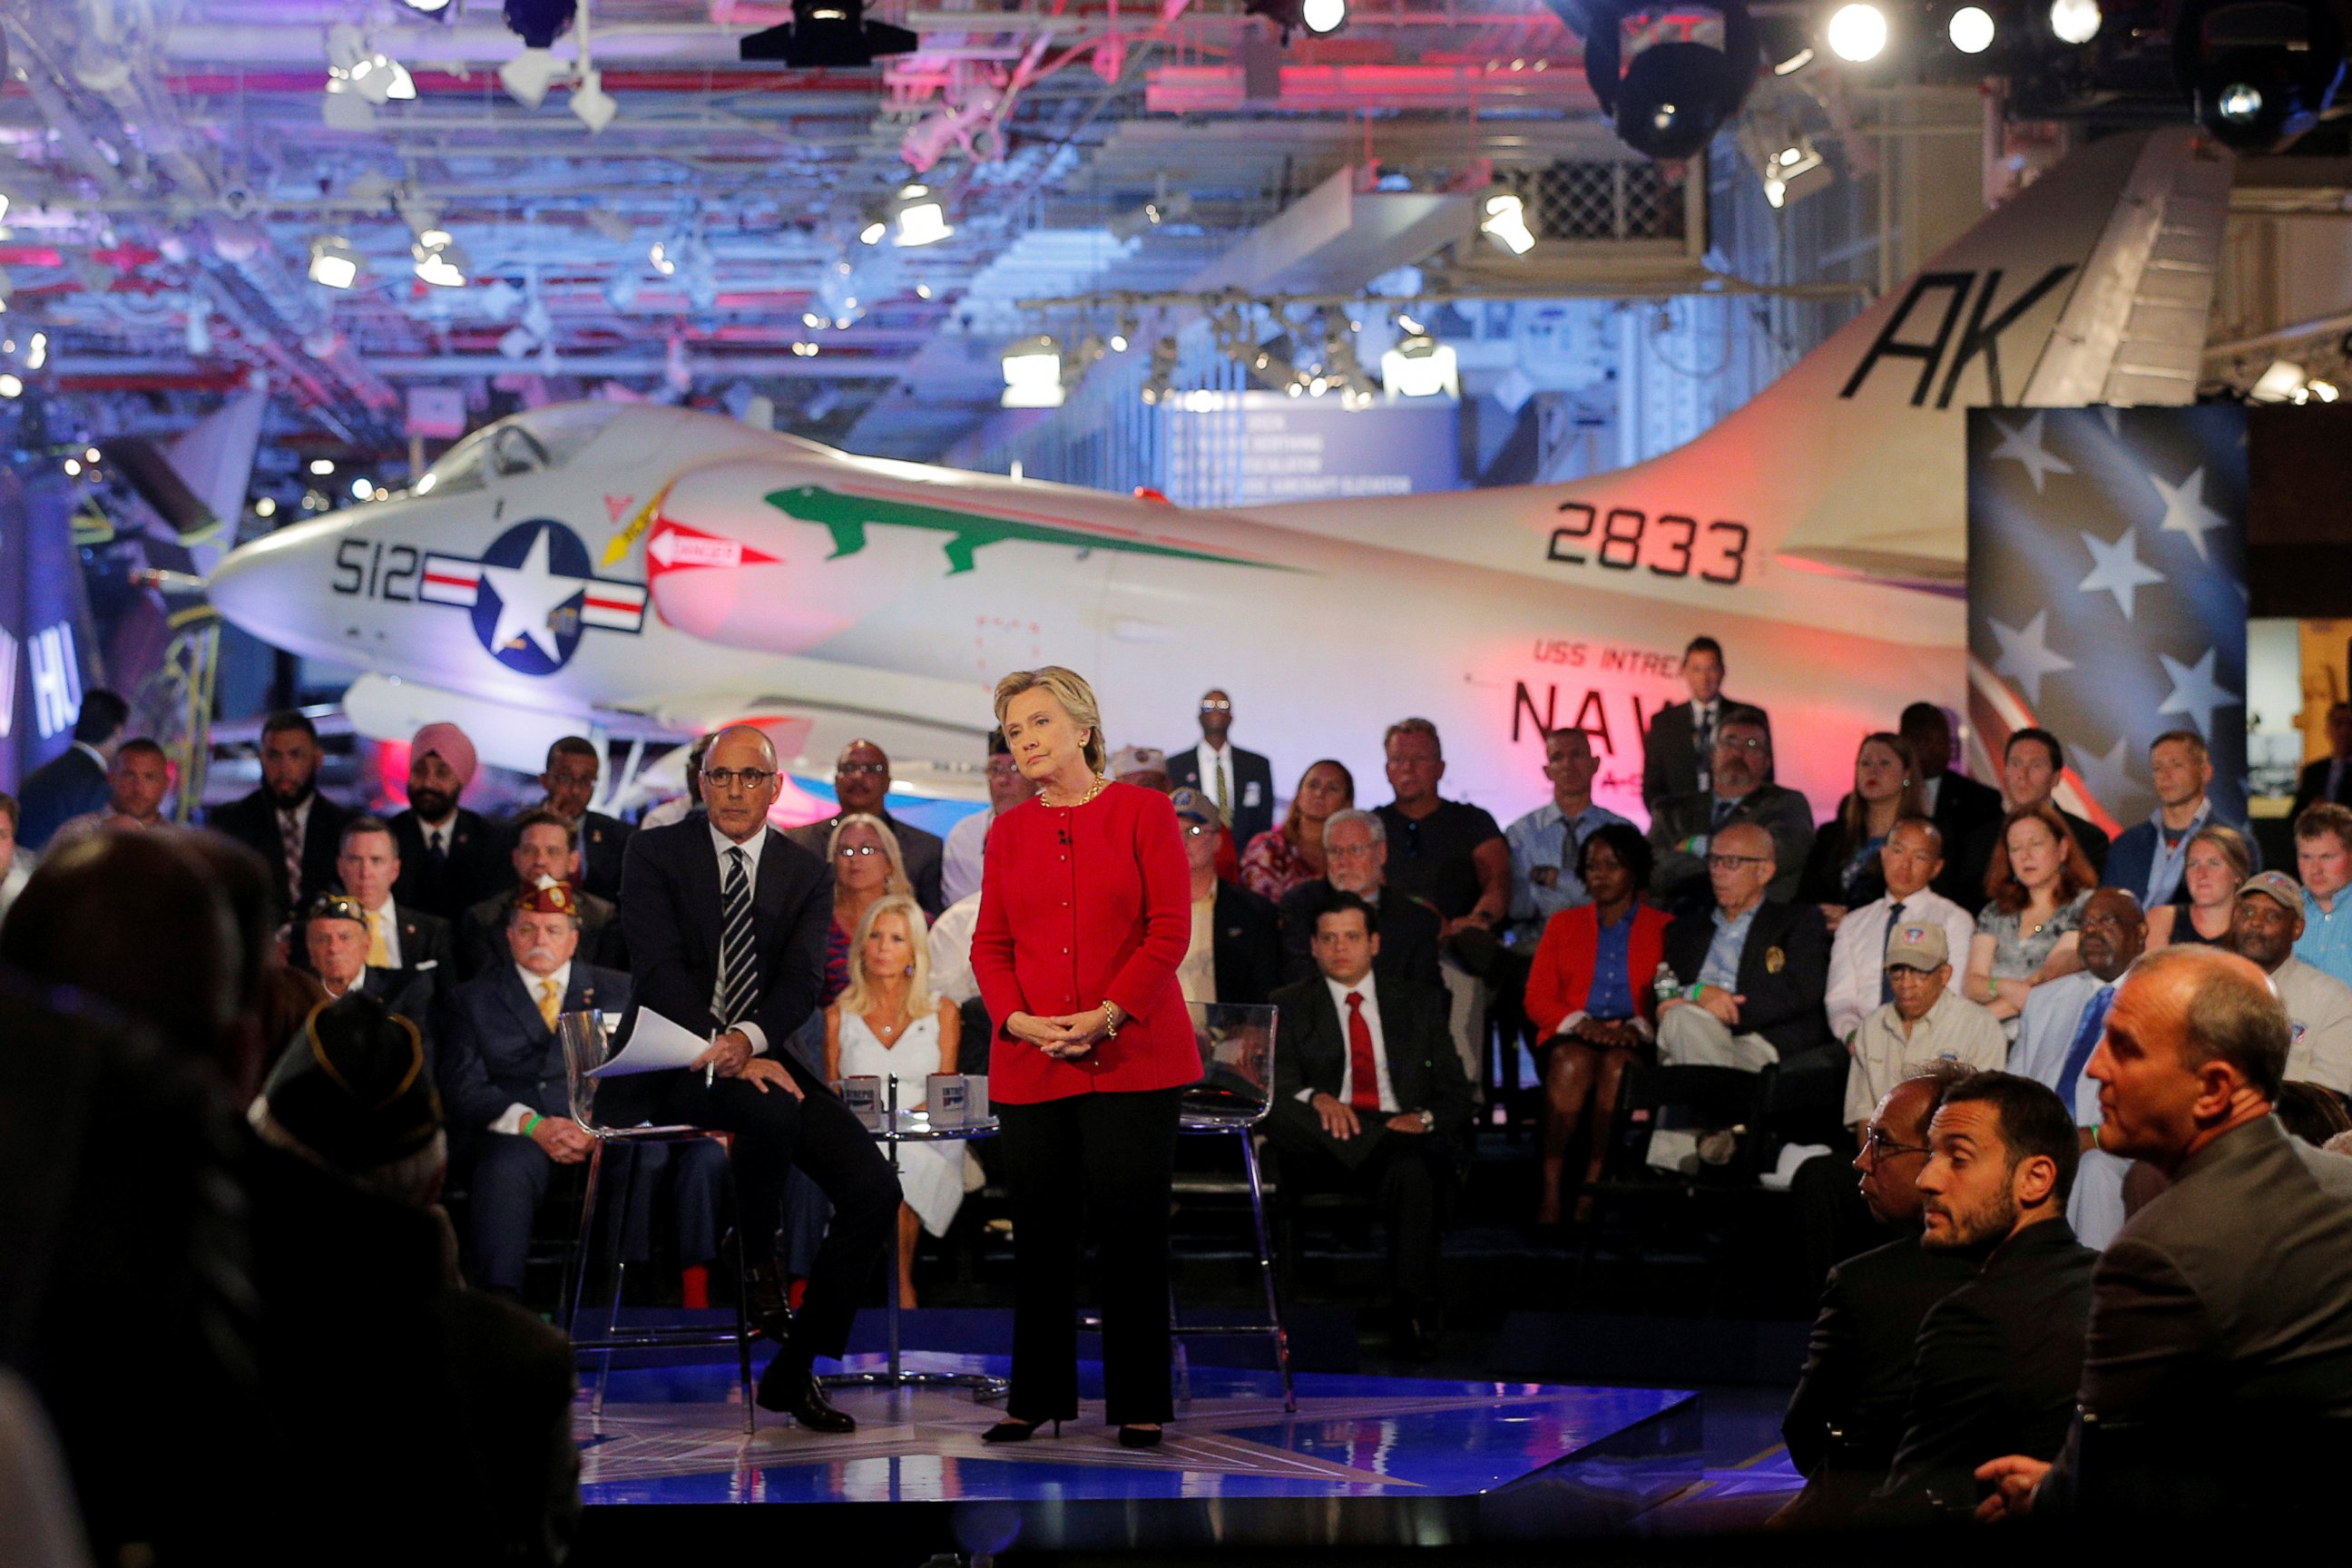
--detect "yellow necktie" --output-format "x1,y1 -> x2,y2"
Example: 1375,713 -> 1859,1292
1214,755 -> 1230,819
537,977 -> 563,1031
366,911 -> 392,968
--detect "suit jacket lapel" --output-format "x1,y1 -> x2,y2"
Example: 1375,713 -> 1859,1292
1307,983 -> 1348,1096
494,964 -> 551,1049
750,828 -> 793,979
685,828 -> 724,969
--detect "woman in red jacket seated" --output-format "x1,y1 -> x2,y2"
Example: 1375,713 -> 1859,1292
1523,822 -> 1668,1226
971,666 -> 1198,1449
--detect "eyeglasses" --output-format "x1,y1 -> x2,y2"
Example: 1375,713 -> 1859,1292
838,761 -> 888,778
1713,736 -> 1769,753
1327,843 -> 1377,858
1859,1125 -> 1932,1164
702,767 -> 776,791
837,843 -> 884,859
1200,699 -> 1231,712
1706,853 -> 1769,870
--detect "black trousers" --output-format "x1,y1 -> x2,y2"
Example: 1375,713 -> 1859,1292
1265,1102 -> 1456,1319
597,1061 -> 899,1361
995,1087 -> 1184,1426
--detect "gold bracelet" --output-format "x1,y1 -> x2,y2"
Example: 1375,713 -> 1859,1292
1100,1001 -> 1122,1039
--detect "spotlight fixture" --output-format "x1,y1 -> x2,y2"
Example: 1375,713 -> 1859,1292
1381,330 -> 1459,399
1106,191 -> 1194,242
893,184 -> 952,246
309,236 -> 362,289
858,210 -> 888,245
1827,3 -> 1890,63
1244,0 -> 1347,42
1302,0 -> 1348,33
0,374 -> 21,399
1583,0 -> 1761,162
403,0 -> 455,11
255,495 -> 277,517
2174,0 -> 2346,151
570,69 -> 618,131
1139,335 -> 1180,405
1739,120 -> 1833,209
413,230 -> 468,287
309,458 -> 338,475
1109,311 -> 1137,354
1478,187 -> 1536,254
2249,358 -> 2308,401
499,48 -> 569,109
1001,335 -> 1065,408
650,240 -> 678,276
351,476 -> 377,500
1948,5 -> 1997,53
740,0 -> 918,69
2047,0 -> 2102,45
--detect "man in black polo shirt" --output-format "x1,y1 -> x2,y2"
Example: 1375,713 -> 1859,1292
1373,718 -> 1507,1090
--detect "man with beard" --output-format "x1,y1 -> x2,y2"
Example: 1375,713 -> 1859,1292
527,736 -> 634,905
2229,869 -> 2352,1093
208,710 -> 353,920
2009,887 -> 2147,1248
786,739 -> 946,917
1865,1072 -> 2096,1522
390,722 -> 510,921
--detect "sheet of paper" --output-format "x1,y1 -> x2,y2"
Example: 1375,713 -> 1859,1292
584,1007 -> 710,1078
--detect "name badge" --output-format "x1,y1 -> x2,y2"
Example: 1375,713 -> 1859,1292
1764,946 -> 1786,975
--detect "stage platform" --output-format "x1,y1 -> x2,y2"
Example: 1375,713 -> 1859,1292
574,1350 -> 1710,1552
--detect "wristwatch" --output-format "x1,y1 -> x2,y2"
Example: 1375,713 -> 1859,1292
1416,1108 -> 1435,1132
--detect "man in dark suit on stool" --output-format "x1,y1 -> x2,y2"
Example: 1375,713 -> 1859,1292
205,710 -> 353,922
1641,639 -> 1768,817
785,739 -> 946,917
437,882 -> 721,1301
615,724 -> 900,1431
529,736 -> 636,905
1168,687 -> 1276,849
1267,893 -> 1473,1359
388,722 -> 511,922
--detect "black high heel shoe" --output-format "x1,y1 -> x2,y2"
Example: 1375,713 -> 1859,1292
1117,1425 -> 1163,1449
983,1416 -> 1060,1444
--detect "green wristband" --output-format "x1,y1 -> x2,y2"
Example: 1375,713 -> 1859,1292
522,1112 -> 542,1138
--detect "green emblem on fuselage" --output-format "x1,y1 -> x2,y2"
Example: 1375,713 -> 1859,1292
762,485 -> 1292,576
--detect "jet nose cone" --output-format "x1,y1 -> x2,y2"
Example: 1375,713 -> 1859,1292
209,515 -> 348,657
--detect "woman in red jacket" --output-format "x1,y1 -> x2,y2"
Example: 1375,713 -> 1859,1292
1523,822 -> 1669,1227
971,666 -> 1197,1448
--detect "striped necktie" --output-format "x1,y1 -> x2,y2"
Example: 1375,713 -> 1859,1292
278,809 -> 304,906
716,847 -> 759,1026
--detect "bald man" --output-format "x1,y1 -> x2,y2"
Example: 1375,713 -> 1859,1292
614,725 -> 900,1433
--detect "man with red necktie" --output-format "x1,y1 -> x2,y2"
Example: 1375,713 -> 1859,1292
1268,891 -> 1474,1359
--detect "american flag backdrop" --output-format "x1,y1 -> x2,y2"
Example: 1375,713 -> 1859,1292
1965,406 -> 2249,835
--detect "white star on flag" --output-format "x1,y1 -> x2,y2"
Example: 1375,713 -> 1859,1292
2151,466 -> 2227,562
1990,609 -> 2076,706
2077,527 -> 2167,620
2157,648 -> 2242,741
2073,733 -> 2136,813
1990,413 -> 2075,494
478,524 -> 589,662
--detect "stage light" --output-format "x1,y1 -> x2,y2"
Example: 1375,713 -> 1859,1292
1107,191 -> 1193,243
740,0 -> 918,68
1001,335 -> 1065,408
2174,0 -> 2346,151
1949,5 -> 1996,53
0,375 -> 19,398
858,213 -> 887,245
894,185 -> 952,246
650,240 -> 678,276
309,236 -> 362,289
1140,335 -> 1180,405
1479,188 -> 1537,254
570,69 -> 618,131
1827,4 -> 1889,62
0,192 -> 9,223
1583,1 -> 1761,162
1302,0 -> 1349,34
499,47 -> 568,109
25,333 -> 45,370
351,476 -> 377,500
63,458 -> 80,477
413,231 -> 468,287
403,0 -> 454,11
2048,0 -> 2101,44
254,495 -> 277,516
1741,122 -> 1832,209
309,459 -> 337,475
1381,332 -> 1459,399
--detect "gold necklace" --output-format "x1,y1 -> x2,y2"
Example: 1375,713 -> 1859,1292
1045,775 -> 1110,809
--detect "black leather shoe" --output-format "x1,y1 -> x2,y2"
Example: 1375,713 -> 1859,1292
755,1361 -> 856,1432
743,1260 -> 795,1346
1117,1425 -> 1164,1449
982,1416 -> 1060,1444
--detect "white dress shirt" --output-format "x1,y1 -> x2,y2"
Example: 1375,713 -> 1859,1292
1825,887 -> 1975,1042
1306,970 -> 1399,1114
941,808 -> 993,906
2012,969 -> 2128,1247
708,822 -> 772,1056
492,960 -> 573,1135
927,892 -> 982,1005
1194,741 -> 1234,813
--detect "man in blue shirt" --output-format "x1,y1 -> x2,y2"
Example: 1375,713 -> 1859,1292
1502,726 -> 1632,948
2103,730 -> 2246,910
2294,803 -> 2352,989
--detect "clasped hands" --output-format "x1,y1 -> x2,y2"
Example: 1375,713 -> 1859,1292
1566,1016 -> 1643,1049
1658,984 -> 1745,1026
689,1030 -> 802,1097
1007,1009 -> 1112,1061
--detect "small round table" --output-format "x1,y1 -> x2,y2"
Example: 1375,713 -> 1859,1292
818,1082 -> 1008,1401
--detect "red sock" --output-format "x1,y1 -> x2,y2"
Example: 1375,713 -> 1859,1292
680,1264 -> 710,1310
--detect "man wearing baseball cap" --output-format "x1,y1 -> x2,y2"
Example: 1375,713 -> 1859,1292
1842,920 -> 2006,1136
2230,869 -> 2352,1093
1170,786 -> 1282,1008
389,721 -> 511,921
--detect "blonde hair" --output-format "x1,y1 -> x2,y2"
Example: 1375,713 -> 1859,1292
837,894 -> 935,1021
993,666 -> 1106,775
826,812 -> 913,900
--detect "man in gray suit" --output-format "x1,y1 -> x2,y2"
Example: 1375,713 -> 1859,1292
1976,945 -> 2352,1523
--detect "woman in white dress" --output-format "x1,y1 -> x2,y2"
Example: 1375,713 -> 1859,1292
825,893 -> 964,1308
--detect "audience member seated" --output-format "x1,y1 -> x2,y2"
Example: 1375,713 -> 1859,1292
942,730 -> 1030,906
1978,947 -> 2352,1524
53,737 -> 171,838
1953,729 -> 2110,906
1826,817 -> 1975,1043
1799,732 -> 1927,916
1867,1072 -> 2095,1523
0,792 -> 26,926
13,689 -> 126,851
1279,808 -> 1444,995
456,807 -> 625,979
1964,805 -> 2092,1035
1842,925 -> 2005,1137
1899,702 -> 2004,907
823,894 -> 963,1308
1523,824 -> 1669,1226
1168,686 -> 1276,848
637,733 -> 710,832
1776,1065 -> 1984,1529
1241,759 -> 1354,906
1642,636 -> 1768,814
2228,871 -> 2352,1094
2009,887 -> 2146,1249
247,990 -> 580,1563
1171,788 -> 1282,1007
326,816 -> 455,982
1375,718 -> 1508,1086
304,892 -> 437,1035
1654,822 -> 1831,1074
787,739 -> 946,916
1647,707 -> 1815,906
2293,802 -> 2352,988
2103,730 -> 2248,914
203,709 -> 353,920
2275,1078 -> 2352,1146
528,735 -> 635,903
1267,894 -> 1473,1360
2147,822 -> 2252,948
389,723 -> 511,921
2290,701 -> 2352,822
1502,727 -> 1631,950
